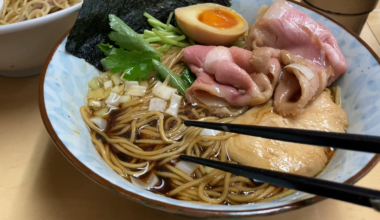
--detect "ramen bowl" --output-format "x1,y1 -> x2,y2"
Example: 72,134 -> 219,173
39,0 -> 380,218
0,3 -> 82,77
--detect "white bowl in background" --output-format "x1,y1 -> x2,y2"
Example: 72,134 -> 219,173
0,3 -> 82,77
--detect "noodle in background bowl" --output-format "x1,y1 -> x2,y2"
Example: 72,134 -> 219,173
39,0 -> 380,218
0,2 -> 82,77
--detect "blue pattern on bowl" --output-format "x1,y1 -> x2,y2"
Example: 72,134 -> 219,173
42,0 -> 379,214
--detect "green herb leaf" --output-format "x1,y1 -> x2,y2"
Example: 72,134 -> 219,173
101,49 -> 160,82
98,43 -> 116,56
108,14 -> 162,57
181,67 -> 196,86
152,59 -> 189,96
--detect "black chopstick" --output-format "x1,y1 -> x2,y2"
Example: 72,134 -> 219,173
184,121 -> 380,154
180,155 -> 380,211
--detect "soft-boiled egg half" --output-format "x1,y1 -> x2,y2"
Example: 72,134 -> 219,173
175,3 -> 248,46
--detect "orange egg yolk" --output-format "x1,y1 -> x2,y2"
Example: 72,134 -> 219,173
198,9 -> 239,29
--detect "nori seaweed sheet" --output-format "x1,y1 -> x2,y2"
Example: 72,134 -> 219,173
65,0 -> 231,71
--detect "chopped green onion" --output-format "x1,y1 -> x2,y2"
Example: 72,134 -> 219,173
146,35 -> 186,42
119,95 -> 132,103
93,108 -> 111,118
160,44 -> 172,52
146,33 -> 186,43
104,80 -> 113,89
90,117 -> 108,131
148,18 -> 168,29
126,85 -> 147,96
88,78 -> 101,90
153,29 -> 190,48
165,93 -> 182,117
166,25 -> 184,35
153,84 -> 176,100
175,161 -> 199,176
155,30 -> 174,36
143,12 -> 162,23
125,81 -> 139,90
88,98 -> 104,108
141,12 -> 194,50
145,37 -> 163,43
143,30 -> 156,37
170,35 -> 186,41
152,59 -> 189,96
112,84 -> 125,94
105,92 -> 121,106
111,74 -> 121,86
166,12 -> 174,26
200,129 -> 221,136
149,98 -> 167,112
147,22 -> 164,30
87,88 -> 110,100
131,173 -> 159,189
98,72 -> 109,80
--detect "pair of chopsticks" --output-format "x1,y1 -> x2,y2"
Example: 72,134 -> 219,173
181,121 -> 380,211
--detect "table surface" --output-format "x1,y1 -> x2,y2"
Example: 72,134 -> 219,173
2,15 -> 380,220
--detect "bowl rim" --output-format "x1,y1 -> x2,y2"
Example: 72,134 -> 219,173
39,0 -> 380,218
0,2 -> 82,34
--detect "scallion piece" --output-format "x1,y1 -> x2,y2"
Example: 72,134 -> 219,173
153,29 -> 190,48
152,59 -> 189,96
142,12 -> 193,48
143,12 -> 163,24
148,98 -> 167,112
166,25 -> 184,35
148,18 -> 168,29
166,12 -> 174,26
166,93 -> 182,117
143,30 -> 156,38
160,44 -> 172,52
145,37 -> 162,43
88,78 -> 101,90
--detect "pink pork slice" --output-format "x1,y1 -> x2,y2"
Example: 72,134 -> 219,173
245,0 -> 347,83
183,45 -> 280,107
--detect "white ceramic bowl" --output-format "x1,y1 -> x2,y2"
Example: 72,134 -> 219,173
0,3 -> 82,77
39,0 -> 380,218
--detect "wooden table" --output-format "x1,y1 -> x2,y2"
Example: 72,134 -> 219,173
1,26 -> 380,220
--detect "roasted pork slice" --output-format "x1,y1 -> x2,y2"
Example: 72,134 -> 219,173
244,0 -> 347,85
249,47 -> 282,86
226,91 -> 348,177
246,19 -> 325,66
273,50 -> 332,116
184,45 -> 281,107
